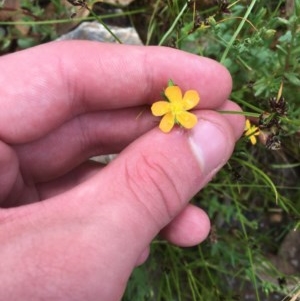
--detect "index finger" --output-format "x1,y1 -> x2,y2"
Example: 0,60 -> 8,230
0,41 -> 232,143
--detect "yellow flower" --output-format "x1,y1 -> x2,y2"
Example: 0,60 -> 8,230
244,119 -> 260,145
151,85 -> 200,133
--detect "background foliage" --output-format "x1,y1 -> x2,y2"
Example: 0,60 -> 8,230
1,0 -> 299,300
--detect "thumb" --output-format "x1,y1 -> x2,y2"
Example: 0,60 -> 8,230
83,107 -> 244,265
0,108 -> 243,301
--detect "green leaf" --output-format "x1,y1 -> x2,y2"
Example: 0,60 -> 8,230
285,73 -> 300,86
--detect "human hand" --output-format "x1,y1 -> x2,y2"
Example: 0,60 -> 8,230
0,41 -> 244,300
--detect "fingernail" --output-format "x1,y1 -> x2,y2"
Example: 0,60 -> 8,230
189,119 -> 232,177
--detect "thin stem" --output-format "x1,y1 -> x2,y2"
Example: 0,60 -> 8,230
220,0 -> 257,64
231,94 -> 263,113
230,185 -> 261,301
158,1 -> 188,46
0,9 -> 144,26
84,5 -> 122,44
218,110 -> 260,117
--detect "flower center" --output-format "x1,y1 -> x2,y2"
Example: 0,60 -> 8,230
170,100 -> 184,115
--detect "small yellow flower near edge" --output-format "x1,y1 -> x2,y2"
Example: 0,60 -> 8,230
151,85 -> 200,133
244,119 -> 260,145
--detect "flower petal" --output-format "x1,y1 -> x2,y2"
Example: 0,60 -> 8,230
151,101 -> 171,116
176,111 -> 198,129
159,113 -> 175,133
164,86 -> 182,103
245,129 -> 251,136
245,119 -> 251,131
246,127 -> 259,137
250,135 -> 257,145
182,90 -> 200,110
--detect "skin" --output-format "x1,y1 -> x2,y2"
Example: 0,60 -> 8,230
0,41 -> 245,301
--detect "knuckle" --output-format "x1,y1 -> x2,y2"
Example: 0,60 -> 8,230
124,152 -> 183,222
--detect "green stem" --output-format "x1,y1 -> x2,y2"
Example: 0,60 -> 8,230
0,9 -> 144,26
229,184 -> 261,301
158,1 -> 188,46
220,0 -> 257,64
85,6 -> 122,44
231,94 -> 263,113
218,110 -> 260,117
284,15 -> 297,71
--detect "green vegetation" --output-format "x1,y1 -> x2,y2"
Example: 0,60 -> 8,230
1,0 -> 299,300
